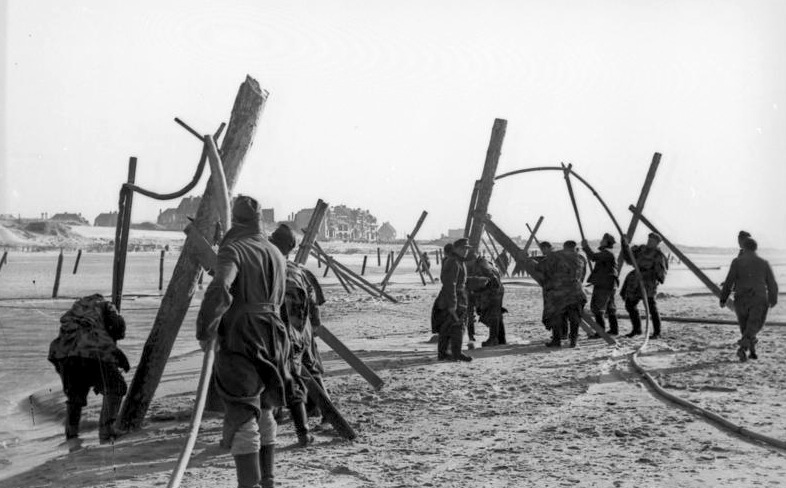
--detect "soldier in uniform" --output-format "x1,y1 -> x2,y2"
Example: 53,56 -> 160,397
581,233 -> 620,336
269,224 -> 327,447
467,254 -> 507,347
620,232 -> 668,339
433,238 -> 473,361
196,195 -> 290,488
48,294 -> 130,452
720,237 -> 778,361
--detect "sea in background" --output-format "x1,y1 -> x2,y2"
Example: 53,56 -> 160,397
0,247 -> 784,478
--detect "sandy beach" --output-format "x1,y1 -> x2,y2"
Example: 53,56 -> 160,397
1,271 -> 785,487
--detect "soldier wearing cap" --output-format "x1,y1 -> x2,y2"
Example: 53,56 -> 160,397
196,195 -> 290,488
620,232 -> 669,339
466,253 -> 507,347
269,224 -> 327,447
582,233 -> 620,336
720,237 -> 778,361
737,230 -> 752,256
433,238 -> 473,361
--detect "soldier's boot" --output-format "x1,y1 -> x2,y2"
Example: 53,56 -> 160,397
625,311 -> 642,338
449,332 -> 472,362
569,335 -> 578,348
234,452 -> 261,488
259,444 -> 276,488
482,321 -> 499,347
736,347 -> 748,362
288,402 -> 314,447
437,334 -> 451,361
545,327 -> 561,348
608,314 -> 619,335
65,401 -> 83,452
749,344 -> 758,360
99,394 -> 126,444
498,318 -> 507,345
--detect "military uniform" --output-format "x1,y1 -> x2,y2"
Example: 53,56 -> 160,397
433,240 -> 472,361
720,247 -> 778,360
48,294 -> 129,450
196,197 -> 289,488
620,239 -> 668,337
582,238 -> 619,335
467,255 -> 507,346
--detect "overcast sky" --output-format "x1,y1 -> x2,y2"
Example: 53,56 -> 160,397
2,0 -> 785,247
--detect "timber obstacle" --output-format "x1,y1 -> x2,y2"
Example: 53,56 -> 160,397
380,211 -> 429,291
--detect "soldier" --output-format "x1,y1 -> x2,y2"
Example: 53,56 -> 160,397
737,230 -> 751,256
196,195 -> 290,488
48,294 -> 130,452
269,224 -> 327,447
720,237 -> 778,361
420,251 -> 431,274
620,232 -> 668,339
433,238 -> 473,361
467,254 -> 507,347
523,241 -> 587,347
581,233 -> 620,336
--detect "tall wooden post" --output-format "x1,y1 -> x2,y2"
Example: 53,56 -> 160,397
467,119 -> 506,253
72,249 -> 82,275
52,249 -> 64,298
464,180 -> 480,239
617,153 -> 661,270
158,250 -> 165,291
377,247 -> 381,267
112,157 -> 137,311
361,255 -> 368,276
380,211 -> 428,290
0,250 -> 7,273
294,199 -> 328,266
119,76 -> 268,431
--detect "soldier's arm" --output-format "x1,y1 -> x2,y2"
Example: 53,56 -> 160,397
196,245 -> 239,341
765,261 -> 778,307
444,261 -> 459,312
719,259 -> 737,305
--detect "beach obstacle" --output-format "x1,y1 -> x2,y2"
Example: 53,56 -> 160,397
380,211 -> 428,291
72,249 -> 82,275
466,119 -> 506,254
118,76 -> 266,433
617,153 -> 661,272
0,250 -> 8,273
361,255 -> 368,276
410,238 -> 435,283
158,249 -> 165,290
52,249 -> 64,298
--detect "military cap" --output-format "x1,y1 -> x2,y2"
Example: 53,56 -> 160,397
601,233 -> 616,246
232,195 -> 261,224
269,224 -> 297,253
453,238 -> 470,248
738,230 -> 751,239
539,241 -> 553,250
647,232 -> 662,243
563,240 -> 577,250
741,237 -> 757,251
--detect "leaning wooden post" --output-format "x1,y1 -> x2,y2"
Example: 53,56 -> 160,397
411,239 -> 435,283
72,249 -> 82,275
377,247 -> 381,266
464,180 -> 481,239
630,206 -> 735,312
380,211 -> 428,291
112,157 -> 138,311
361,255 -> 368,276
52,249 -> 64,298
408,240 -> 427,286
0,250 -> 7,273
293,199 -> 328,266
158,250 -> 165,291
384,252 -> 391,273
561,163 -> 592,272
119,76 -> 267,431
617,153 -> 661,271
467,119 -> 506,253
435,249 -> 440,265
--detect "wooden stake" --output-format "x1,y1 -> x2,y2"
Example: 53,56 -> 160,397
293,199 -> 328,265
361,255 -> 368,276
629,206 -> 735,312
0,250 -> 7,273
52,249 -> 64,298
112,157 -> 137,311
617,153 -> 661,271
464,180 -> 480,238
385,251 -> 391,273
467,119 -> 506,252
561,163 -> 592,273
119,76 -> 267,432
159,250 -> 165,291
380,211 -> 428,290
525,219 -> 543,251
377,247 -> 381,266
411,239 -> 435,283
72,249 -> 82,275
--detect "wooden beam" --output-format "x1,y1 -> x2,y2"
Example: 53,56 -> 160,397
410,239 -> 435,283
311,242 -> 398,303
525,221 -> 543,251
580,311 -> 617,345
467,119 -> 506,252
314,325 -> 384,390
119,76 -> 268,432
294,199 -> 328,265
408,240 -> 427,286
617,153 -> 661,271
464,180 -> 480,239
112,157 -> 137,311
380,211 -> 428,290
628,206 -> 736,312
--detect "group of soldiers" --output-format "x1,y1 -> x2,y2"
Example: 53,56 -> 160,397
432,229 -> 779,365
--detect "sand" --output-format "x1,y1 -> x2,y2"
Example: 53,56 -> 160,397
1,280 -> 785,488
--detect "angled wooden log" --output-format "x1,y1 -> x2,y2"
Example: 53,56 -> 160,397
467,119 -> 506,252
0,250 -> 7,273
484,230 -> 509,276
303,370 -> 356,439
294,199 -> 328,265
580,311 -> 617,345
482,217 -> 538,263
72,249 -> 82,275
525,221 -> 543,251
629,206 -> 735,312
464,179 -> 480,239
561,163 -> 592,273
409,240 -> 427,286
617,153 -> 661,271
112,157 -> 137,311
311,242 -> 398,303
314,325 -> 384,390
410,239 -> 435,283
52,249 -> 64,298
380,211 -> 428,290
119,76 -> 268,432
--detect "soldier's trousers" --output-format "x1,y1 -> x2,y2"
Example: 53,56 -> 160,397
625,296 -> 660,335
437,307 -> 467,358
734,294 -> 769,350
590,287 -> 618,333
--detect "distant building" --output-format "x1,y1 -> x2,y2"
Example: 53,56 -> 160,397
447,228 -> 464,239
50,212 -> 89,225
157,196 -> 201,231
94,211 -> 119,227
326,205 -> 378,241
377,222 -> 397,242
